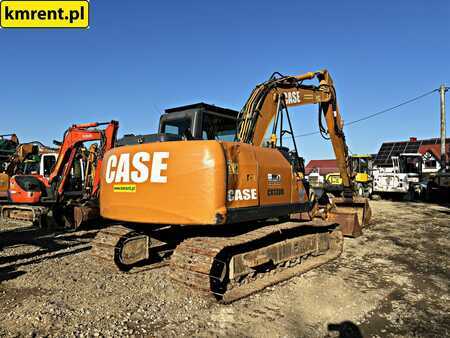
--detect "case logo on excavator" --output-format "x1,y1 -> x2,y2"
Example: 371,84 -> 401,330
105,151 -> 169,189
227,189 -> 257,202
283,91 -> 301,105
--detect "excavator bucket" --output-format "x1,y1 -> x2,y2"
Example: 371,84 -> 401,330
73,205 -> 100,229
327,196 -> 372,238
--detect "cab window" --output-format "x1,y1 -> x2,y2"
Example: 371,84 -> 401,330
201,113 -> 236,141
161,118 -> 193,139
43,155 -> 56,177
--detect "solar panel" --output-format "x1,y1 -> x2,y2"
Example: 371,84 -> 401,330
374,138 -> 450,165
374,141 -> 420,165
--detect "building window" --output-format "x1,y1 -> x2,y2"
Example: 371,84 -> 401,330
424,159 -> 436,169
423,152 -> 437,169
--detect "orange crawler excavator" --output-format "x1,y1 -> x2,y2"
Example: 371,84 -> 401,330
1,121 -> 118,228
92,70 -> 371,302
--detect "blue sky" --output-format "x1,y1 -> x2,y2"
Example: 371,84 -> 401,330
1,0 -> 449,161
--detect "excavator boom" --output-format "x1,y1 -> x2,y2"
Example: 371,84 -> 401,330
237,70 -> 371,234
50,121 -> 119,199
238,70 -> 353,190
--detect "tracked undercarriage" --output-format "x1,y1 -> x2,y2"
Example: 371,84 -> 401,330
92,220 -> 343,302
1,205 -> 48,227
0,203 -> 99,229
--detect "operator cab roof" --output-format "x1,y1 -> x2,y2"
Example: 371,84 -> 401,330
117,102 -> 239,146
164,102 -> 239,118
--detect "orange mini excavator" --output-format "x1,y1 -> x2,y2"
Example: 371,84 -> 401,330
92,70 -> 371,302
1,121 -> 118,228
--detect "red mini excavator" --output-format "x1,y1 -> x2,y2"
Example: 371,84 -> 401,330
1,121 -> 118,228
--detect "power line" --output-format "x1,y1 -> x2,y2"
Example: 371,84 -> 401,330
294,88 -> 439,138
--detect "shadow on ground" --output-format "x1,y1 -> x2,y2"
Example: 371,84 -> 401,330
327,321 -> 363,338
0,224 -> 101,283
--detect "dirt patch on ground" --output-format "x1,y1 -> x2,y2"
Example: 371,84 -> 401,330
0,200 -> 449,337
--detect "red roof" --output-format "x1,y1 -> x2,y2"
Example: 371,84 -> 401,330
305,159 -> 338,175
375,137 -> 450,165
418,143 -> 450,159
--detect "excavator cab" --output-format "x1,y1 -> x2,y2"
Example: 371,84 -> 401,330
117,103 -> 239,146
351,155 -> 373,183
0,134 -> 20,199
159,102 -> 238,141
0,134 -> 19,172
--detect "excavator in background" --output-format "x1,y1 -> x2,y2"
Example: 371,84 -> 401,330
1,121 -> 119,228
92,70 -> 371,302
351,154 -> 374,196
0,134 -> 19,171
0,141 -> 58,201
0,134 -> 20,199
5,141 -> 58,175
324,154 -> 374,197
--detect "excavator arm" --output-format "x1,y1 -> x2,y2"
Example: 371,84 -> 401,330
49,121 -> 119,199
237,70 -> 353,194
237,70 -> 371,235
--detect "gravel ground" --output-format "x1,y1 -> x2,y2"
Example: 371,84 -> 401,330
0,200 -> 449,337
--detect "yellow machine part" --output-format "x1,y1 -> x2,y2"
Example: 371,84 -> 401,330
325,172 -> 343,186
326,172 -> 370,186
0,173 -> 9,199
355,172 -> 370,183
100,140 -> 310,225
101,140 -> 227,224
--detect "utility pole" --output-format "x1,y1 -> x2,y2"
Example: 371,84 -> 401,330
439,84 -> 447,168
